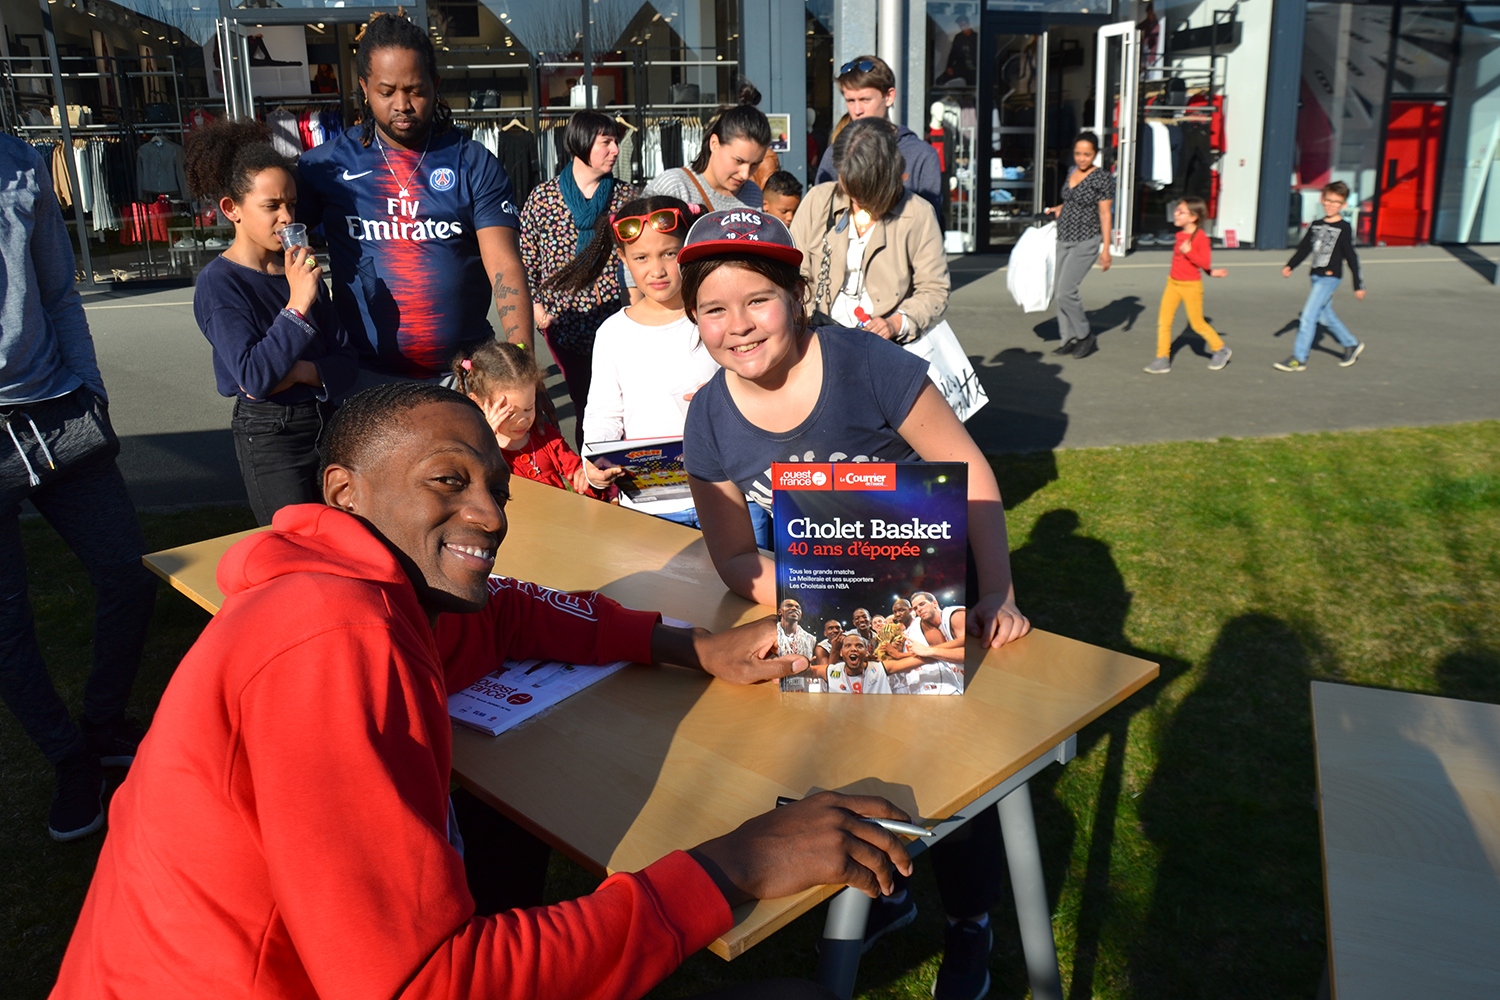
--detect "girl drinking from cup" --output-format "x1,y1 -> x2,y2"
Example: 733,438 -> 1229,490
547,196 -> 720,526
450,341 -> 608,499
186,119 -> 358,526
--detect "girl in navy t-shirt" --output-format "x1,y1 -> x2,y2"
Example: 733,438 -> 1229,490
678,210 -> 1029,651
187,119 -> 359,525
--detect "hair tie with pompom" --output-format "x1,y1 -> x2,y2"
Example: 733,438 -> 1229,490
461,358 -> 473,371
687,203 -> 702,215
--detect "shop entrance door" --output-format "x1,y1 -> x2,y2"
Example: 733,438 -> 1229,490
981,22 -> 1128,248
1375,99 -> 1446,245
1094,21 -> 1140,256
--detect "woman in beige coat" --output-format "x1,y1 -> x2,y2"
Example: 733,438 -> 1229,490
789,117 -> 950,343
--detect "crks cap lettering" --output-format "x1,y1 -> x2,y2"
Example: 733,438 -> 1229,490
678,209 -> 804,267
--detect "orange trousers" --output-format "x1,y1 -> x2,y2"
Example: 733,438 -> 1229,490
1157,277 -> 1224,357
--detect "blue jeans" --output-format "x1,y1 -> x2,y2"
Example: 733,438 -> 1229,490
655,504 -> 773,550
0,440 -> 157,764
1294,275 -> 1360,362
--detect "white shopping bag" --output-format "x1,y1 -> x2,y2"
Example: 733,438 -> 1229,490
1006,221 -> 1058,313
906,320 -> 989,423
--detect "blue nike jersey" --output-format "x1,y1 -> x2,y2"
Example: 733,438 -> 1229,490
297,126 -> 520,378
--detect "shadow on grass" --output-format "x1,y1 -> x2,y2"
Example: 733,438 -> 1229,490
1131,614 -> 1328,997
1002,509 -> 1189,1000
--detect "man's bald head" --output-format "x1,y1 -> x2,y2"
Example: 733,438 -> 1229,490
319,382 -> 485,482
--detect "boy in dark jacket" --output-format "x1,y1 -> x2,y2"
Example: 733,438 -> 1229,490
1276,181 -> 1366,373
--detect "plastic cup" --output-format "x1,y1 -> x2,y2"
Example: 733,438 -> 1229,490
279,223 -> 309,249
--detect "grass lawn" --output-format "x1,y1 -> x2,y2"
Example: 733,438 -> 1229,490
4,422 -> 1498,999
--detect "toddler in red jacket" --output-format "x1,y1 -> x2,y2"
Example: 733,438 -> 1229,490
452,342 -> 609,499
1146,196 -> 1231,374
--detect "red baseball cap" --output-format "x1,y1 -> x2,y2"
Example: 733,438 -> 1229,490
678,208 -> 804,267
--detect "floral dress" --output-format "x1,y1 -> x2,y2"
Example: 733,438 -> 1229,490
519,178 -> 637,354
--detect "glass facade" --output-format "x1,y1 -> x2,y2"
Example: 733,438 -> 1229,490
1295,1 -> 1500,246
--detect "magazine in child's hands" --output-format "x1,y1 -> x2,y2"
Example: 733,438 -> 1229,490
580,436 -> 689,502
772,462 -> 969,695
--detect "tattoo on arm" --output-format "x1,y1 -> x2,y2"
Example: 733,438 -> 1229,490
493,273 -> 527,343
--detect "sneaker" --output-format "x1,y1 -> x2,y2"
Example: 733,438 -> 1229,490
932,918 -> 993,1000
84,715 -> 145,768
1339,342 -> 1365,367
1143,357 -> 1171,374
861,892 -> 919,954
49,751 -> 105,842
1273,356 -> 1308,373
1050,338 -> 1079,356
1208,346 -> 1232,370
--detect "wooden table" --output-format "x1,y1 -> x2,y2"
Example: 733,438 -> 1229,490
144,479 -> 1158,999
1311,682 -> 1500,999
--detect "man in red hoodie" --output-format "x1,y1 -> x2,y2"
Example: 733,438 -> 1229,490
53,383 -> 914,999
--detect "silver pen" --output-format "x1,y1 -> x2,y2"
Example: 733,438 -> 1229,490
775,796 -> 935,838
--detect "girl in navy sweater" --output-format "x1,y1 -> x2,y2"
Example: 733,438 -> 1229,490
187,119 -> 358,525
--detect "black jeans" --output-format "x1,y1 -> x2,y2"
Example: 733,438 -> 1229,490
0,397 -> 156,764
542,334 -> 592,451
231,397 -> 335,526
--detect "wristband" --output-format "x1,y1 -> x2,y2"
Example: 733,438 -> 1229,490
285,306 -> 305,322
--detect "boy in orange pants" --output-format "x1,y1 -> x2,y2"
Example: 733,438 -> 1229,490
1145,196 -> 1231,374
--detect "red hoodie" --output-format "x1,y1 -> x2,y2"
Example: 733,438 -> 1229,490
52,504 -> 732,1000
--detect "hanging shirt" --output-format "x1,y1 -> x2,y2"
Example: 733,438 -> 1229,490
297,126 -> 521,378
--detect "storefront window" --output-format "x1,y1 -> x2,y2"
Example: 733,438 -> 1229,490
1434,5 -> 1500,242
926,1 -> 981,250
1391,4 -> 1456,95
985,0 -> 1110,14
1293,2 -> 1393,242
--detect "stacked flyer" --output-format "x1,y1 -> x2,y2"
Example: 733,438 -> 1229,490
772,462 -> 969,695
448,658 -> 630,736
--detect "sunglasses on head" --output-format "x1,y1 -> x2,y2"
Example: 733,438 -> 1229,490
612,208 -> 686,243
840,58 -> 879,76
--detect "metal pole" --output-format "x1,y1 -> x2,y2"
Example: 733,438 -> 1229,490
997,782 -> 1064,1000
815,887 -> 873,999
877,0 -> 902,126
581,0 -> 593,109
38,0 -> 93,286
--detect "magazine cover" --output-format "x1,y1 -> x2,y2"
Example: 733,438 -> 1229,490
581,436 -> 689,502
771,462 -> 969,695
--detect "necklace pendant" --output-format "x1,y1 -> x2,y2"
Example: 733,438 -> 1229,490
399,187 -> 409,199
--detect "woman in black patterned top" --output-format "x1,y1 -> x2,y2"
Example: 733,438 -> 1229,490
1044,132 -> 1114,358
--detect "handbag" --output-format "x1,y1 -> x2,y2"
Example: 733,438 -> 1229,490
0,387 -> 119,509
904,320 -> 989,423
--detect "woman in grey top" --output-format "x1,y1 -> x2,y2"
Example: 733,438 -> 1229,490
1044,132 -> 1114,358
644,91 -> 770,211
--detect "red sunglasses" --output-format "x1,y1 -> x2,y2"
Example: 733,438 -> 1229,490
611,207 -> 688,243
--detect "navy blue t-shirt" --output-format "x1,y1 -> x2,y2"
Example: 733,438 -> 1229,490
192,255 -> 359,404
684,327 -> 929,511
297,126 -> 520,377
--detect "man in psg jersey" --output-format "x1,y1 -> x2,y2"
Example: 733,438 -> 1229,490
298,14 -> 533,382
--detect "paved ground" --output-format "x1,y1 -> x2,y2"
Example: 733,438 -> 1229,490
77,243 -> 1500,508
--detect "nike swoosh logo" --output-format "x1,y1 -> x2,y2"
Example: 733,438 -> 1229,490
341,169 -> 373,180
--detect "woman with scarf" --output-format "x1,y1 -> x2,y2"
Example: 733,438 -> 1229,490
519,110 -> 636,445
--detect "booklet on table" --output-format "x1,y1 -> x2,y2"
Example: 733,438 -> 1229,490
580,436 -> 689,502
771,462 -> 969,695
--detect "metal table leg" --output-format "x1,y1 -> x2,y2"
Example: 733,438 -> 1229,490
998,780 -> 1064,1000
815,887 -> 873,1000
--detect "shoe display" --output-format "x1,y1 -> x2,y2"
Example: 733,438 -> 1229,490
203,237 -> 228,249
1136,233 -> 1157,246
1273,356 -> 1308,373
1208,346 -> 1232,370
861,892 -> 918,954
932,919 -> 993,1000
1144,356 -> 1171,374
49,750 -> 105,842
172,238 -> 196,250
84,715 -> 145,768
1050,338 -> 1079,356
1339,342 -> 1365,367
1070,334 -> 1097,359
